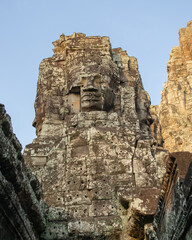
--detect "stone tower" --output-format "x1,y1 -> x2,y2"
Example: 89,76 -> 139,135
151,21 -> 192,152
24,33 -> 167,239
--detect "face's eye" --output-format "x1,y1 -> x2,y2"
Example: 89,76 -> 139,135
94,76 -> 101,87
69,86 -> 80,94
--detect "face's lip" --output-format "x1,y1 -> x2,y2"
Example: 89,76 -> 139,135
81,91 -> 102,105
81,91 -> 101,100
81,99 -> 101,104
81,96 -> 101,103
82,86 -> 98,92
81,99 -> 102,111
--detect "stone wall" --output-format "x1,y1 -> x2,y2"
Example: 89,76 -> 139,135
23,33 -> 168,239
148,20 -> 192,240
146,152 -> 192,240
1,22 -> 192,240
0,104 -> 46,239
151,21 -> 192,152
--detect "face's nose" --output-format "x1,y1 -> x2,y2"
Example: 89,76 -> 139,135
86,76 -> 94,87
82,76 -> 98,92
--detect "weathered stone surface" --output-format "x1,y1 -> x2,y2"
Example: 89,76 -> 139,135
147,153 -> 192,240
0,104 -> 46,239
147,20 -> 192,240
24,33 -> 168,239
150,105 -> 163,148
151,21 -> 192,152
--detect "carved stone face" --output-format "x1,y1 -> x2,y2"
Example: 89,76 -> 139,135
67,74 -> 115,113
81,74 -> 115,111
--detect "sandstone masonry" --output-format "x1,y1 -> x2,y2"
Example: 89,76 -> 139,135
151,21 -> 192,152
147,152 -> 192,240
148,20 -> 192,240
23,33 -> 168,239
1,21 -> 191,240
0,104 -> 45,239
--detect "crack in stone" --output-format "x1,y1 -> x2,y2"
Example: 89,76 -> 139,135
132,139 -> 138,187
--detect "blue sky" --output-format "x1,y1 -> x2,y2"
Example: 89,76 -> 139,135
0,0 -> 191,149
